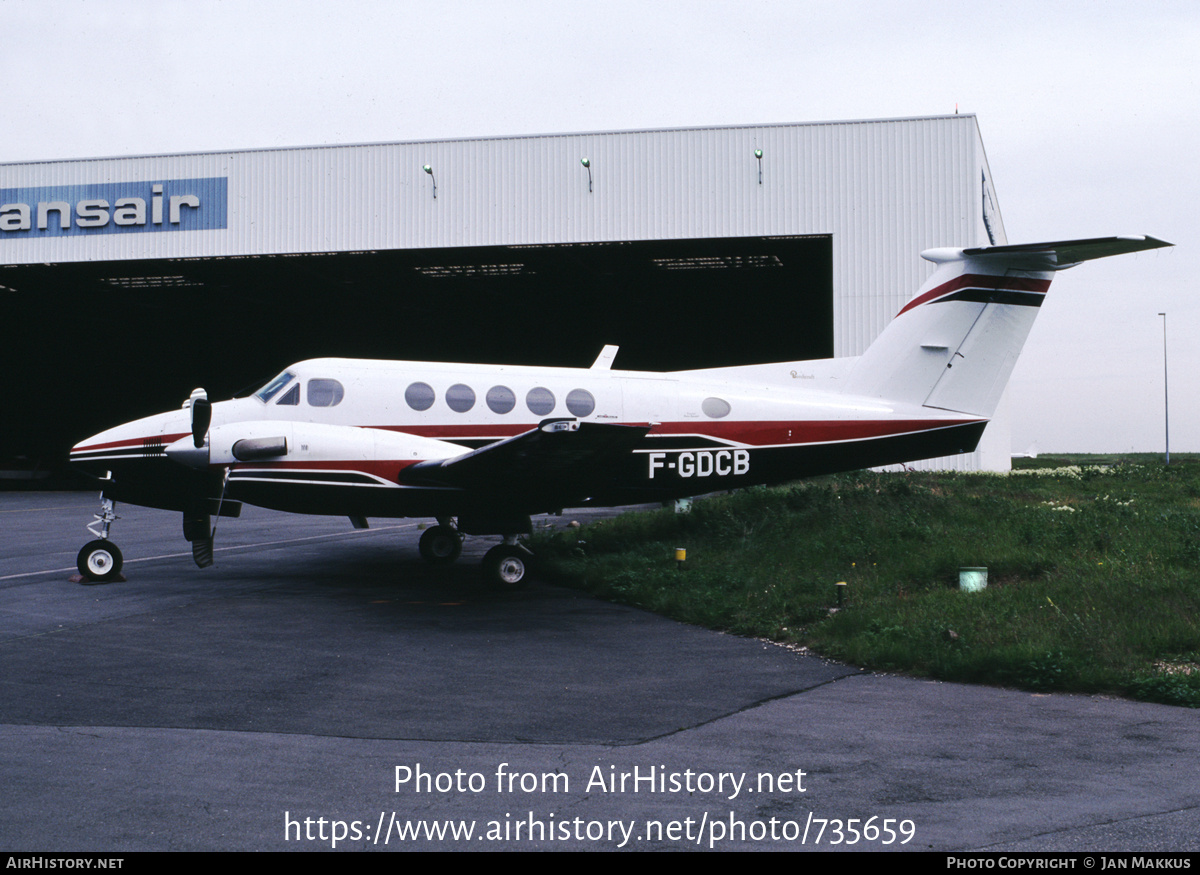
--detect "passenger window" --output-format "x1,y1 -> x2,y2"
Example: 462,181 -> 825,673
526,387 -> 555,416
566,389 -> 595,417
446,384 -> 476,413
276,383 -> 300,406
308,379 -> 344,408
486,385 -> 516,414
405,382 -> 435,411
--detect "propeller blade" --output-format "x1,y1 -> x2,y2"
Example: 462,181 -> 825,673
191,397 -> 212,449
192,535 -> 214,568
183,505 -> 214,568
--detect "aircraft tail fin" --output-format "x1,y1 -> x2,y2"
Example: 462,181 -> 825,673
840,236 -> 1171,417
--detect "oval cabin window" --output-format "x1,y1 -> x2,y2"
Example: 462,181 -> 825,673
566,388 -> 595,417
486,385 -> 516,414
405,382 -> 435,411
446,384 -> 476,413
702,397 -> 731,419
526,387 -> 556,416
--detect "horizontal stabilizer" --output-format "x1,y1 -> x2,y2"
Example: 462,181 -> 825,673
845,234 -> 1173,417
950,235 -> 1172,270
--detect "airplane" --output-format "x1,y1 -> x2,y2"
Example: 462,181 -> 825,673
70,235 -> 1172,586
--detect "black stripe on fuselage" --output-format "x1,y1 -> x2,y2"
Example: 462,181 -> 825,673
936,289 -> 1045,307
71,446 -> 165,464
219,420 -> 990,518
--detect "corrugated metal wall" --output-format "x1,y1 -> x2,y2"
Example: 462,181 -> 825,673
0,115 -> 1009,468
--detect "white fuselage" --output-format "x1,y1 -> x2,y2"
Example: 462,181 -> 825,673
70,355 -> 984,520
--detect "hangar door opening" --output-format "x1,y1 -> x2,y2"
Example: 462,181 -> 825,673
1,234 -> 832,473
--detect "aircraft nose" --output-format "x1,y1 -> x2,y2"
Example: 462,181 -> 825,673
68,412 -> 182,475
70,430 -> 122,477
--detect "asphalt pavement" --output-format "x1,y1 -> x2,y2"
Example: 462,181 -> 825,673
1,491 -> 1198,852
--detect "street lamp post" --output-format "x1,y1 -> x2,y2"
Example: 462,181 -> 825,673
1159,312 -> 1169,465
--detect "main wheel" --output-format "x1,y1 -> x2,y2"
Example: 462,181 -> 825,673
482,545 -> 531,587
77,539 -> 123,582
419,525 -> 462,564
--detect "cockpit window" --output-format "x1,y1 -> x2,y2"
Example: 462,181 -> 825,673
307,379 -> 345,408
276,384 -> 300,406
255,371 -> 296,403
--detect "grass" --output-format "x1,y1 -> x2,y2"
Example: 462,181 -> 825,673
531,454 -> 1200,707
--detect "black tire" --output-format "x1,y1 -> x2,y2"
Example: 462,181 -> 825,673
77,539 -> 123,582
482,545 -> 531,588
418,525 -> 462,564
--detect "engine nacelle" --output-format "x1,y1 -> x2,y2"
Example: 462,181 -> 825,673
166,421 -> 466,470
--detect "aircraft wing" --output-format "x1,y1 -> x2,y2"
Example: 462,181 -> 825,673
398,419 -> 651,502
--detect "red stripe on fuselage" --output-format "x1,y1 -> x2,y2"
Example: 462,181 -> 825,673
374,424 -> 526,441
647,418 -> 980,446
374,418 -> 980,448
70,432 -> 190,454
896,273 -> 1051,317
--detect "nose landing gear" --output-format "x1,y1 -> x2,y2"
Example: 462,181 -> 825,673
77,496 -> 123,583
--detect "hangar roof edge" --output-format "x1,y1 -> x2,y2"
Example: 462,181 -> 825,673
0,113 -> 980,169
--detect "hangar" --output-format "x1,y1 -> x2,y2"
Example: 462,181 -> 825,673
0,114 -> 1007,477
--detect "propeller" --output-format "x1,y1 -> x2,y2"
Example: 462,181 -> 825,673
170,389 -> 285,569
174,388 -> 218,568
188,389 -> 211,449
167,390 -> 213,469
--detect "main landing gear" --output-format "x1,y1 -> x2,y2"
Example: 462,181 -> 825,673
482,540 -> 533,587
418,523 -> 463,564
77,496 -> 123,583
418,518 -> 533,587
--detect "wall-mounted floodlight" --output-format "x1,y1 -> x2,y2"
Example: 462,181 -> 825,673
754,149 -> 763,185
581,157 -> 593,193
423,164 -> 437,200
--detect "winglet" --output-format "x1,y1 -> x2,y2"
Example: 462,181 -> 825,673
590,345 -> 620,370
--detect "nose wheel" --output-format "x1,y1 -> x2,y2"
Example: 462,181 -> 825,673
77,539 -> 124,582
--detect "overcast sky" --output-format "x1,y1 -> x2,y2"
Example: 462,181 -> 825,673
2,0 -> 1194,452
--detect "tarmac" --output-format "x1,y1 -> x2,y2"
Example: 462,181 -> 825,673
2,490 -> 1198,852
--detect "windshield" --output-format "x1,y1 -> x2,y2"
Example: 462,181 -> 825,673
255,370 -> 296,403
